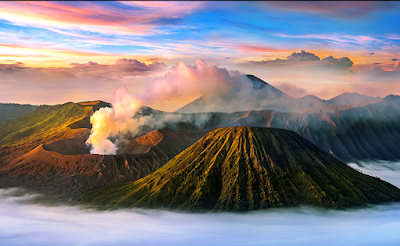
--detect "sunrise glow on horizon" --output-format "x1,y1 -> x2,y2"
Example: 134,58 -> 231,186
0,1 -> 399,108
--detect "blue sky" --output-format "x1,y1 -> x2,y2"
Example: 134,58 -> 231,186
0,1 -> 399,106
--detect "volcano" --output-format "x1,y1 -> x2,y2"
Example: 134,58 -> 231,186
79,127 -> 400,211
176,75 -> 296,113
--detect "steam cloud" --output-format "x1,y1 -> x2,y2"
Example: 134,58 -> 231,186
86,59 -> 244,154
86,87 -> 143,154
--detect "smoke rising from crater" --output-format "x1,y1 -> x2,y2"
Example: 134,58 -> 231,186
86,59 -> 246,154
86,87 -> 143,154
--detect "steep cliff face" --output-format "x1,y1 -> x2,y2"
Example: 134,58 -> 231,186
79,127 -> 400,211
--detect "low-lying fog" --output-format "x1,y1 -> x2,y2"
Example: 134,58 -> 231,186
1,161 -> 400,246
348,161 -> 400,188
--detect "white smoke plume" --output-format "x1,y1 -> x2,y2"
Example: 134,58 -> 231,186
86,87 -> 142,154
86,59 -> 245,155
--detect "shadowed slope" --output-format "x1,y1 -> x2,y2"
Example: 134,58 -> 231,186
176,94 -> 400,162
327,92 -> 381,105
79,127 -> 400,211
0,103 -> 37,123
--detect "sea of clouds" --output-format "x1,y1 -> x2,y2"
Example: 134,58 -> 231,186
1,161 -> 400,246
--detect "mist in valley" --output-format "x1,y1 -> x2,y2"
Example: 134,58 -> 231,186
348,161 -> 400,188
1,161 -> 400,246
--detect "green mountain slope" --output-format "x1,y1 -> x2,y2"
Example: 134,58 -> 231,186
78,127 -> 400,211
0,103 -> 37,123
0,100 -> 110,161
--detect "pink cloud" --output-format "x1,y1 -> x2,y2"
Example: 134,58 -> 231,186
0,1 -> 206,36
125,2 -> 174,8
119,1 -> 205,14
25,1 -> 94,15
394,60 -> 400,71
237,44 -> 286,53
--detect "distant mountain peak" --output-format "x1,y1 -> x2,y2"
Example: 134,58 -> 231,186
380,94 -> 400,104
384,94 -> 400,100
327,92 -> 381,105
300,95 -> 321,99
176,75 -> 294,113
245,74 -> 271,89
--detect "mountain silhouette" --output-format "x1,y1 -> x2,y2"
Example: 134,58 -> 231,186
177,75 -> 380,114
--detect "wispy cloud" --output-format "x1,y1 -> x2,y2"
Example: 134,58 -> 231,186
387,34 -> 400,40
0,43 -> 106,62
274,33 -> 384,46
0,1 -> 206,36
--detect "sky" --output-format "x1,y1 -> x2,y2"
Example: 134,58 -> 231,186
0,1 -> 400,109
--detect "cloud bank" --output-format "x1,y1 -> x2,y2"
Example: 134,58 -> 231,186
0,59 -> 168,105
69,59 -> 168,80
1,184 -> 400,245
247,50 -> 354,71
240,50 -> 400,99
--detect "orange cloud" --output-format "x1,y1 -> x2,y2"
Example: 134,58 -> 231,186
0,43 -> 116,67
25,1 -> 94,15
0,43 -> 103,57
0,2 -> 148,35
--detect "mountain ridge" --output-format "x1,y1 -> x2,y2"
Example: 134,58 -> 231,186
327,92 -> 382,105
0,103 -> 38,123
176,75 -> 382,114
